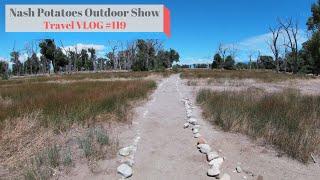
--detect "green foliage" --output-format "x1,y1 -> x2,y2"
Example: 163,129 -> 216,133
223,55 -> 235,70
62,148 -> 73,166
39,39 -> 56,72
94,126 -> 109,146
258,55 -> 275,69
212,53 -> 223,69
307,0 -> 320,31
132,39 -> 179,71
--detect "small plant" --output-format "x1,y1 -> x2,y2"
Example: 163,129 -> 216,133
95,127 -> 109,146
46,145 -> 60,168
78,135 -> 94,158
62,147 -> 73,166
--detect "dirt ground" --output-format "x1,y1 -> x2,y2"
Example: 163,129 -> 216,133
60,74 -> 320,180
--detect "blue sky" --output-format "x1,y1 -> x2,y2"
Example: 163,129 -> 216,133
0,0 -> 316,64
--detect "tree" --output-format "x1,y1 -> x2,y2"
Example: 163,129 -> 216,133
80,49 -> 91,71
212,53 -> 222,69
301,31 -> 320,75
24,52 -> 40,74
258,55 -> 275,69
10,51 -> 22,76
88,48 -> 96,71
0,61 -> 9,79
223,55 -> 235,70
54,48 -> 68,72
279,18 -> 299,74
39,39 -> 56,73
235,62 -> 248,69
268,25 -> 282,72
307,0 -> 320,32
303,0 -> 320,75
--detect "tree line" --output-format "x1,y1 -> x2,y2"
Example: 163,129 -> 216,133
0,39 -> 179,79
211,1 -> 320,75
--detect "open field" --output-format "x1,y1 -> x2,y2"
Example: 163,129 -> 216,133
180,69 -> 315,82
1,70 -> 320,180
181,69 -> 320,163
0,72 -> 156,179
0,71 -> 172,86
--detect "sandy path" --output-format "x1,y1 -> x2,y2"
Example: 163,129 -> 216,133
129,74 -> 320,180
61,74 -> 320,179
132,74 -> 209,179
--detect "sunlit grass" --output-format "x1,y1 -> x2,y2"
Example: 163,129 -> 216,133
0,80 -> 156,130
197,88 -> 320,162
181,69 -> 313,82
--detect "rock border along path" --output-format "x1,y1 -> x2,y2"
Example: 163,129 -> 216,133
115,74 -> 320,180
179,84 -> 229,179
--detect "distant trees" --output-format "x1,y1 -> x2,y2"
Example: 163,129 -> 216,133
0,61 -> 9,79
212,43 -> 235,70
4,39 -> 179,78
210,1 -> 320,75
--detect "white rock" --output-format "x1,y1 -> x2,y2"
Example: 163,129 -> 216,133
117,164 -> 133,178
207,151 -> 219,161
220,173 -> 231,180
209,157 -> 224,167
183,123 -> 190,129
194,125 -> 200,128
192,128 -> 199,134
197,144 -> 211,154
236,166 -> 242,173
188,118 -> 197,125
186,112 -> 192,118
194,133 -> 201,138
207,166 -> 220,177
119,147 -> 132,156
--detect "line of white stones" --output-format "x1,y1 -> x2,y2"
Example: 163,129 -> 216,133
182,98 -> 229,179
116,80 -> 160,179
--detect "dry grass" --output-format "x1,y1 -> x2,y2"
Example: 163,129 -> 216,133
0,76 -> 155,179
0,71 -> 171,86
181,69 -> 314,82
197,88 -> 320,163
0,80 -> 156,131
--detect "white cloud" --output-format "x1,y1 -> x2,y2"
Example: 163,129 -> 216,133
62,43 -> 106,55
180,57 -> 212,65
18,53 -> 28,63
0,57 -> 8,62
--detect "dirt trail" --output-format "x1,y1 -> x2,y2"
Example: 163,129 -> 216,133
129,74 -> 320,180
63,74 -> 320,179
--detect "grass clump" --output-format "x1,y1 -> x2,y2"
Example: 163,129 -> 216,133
197,88 -> 320,163
181,69 -> 313,82
78,126 -> 116,160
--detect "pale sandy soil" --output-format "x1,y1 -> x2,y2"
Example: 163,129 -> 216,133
187,77 -> 320,95
61,74 -> 320,180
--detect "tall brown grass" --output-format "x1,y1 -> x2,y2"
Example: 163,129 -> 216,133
197,88 -> 320,162
0,80 -> 156,130
181,69 -> 314,82
0,71 -> 169,86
